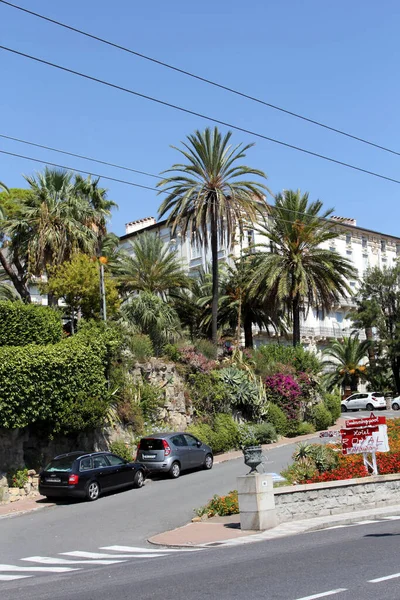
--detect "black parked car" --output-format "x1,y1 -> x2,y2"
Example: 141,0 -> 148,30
39,451 -> 146,501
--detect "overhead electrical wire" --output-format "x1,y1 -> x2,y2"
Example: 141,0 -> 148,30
0,146 -> 386,232
1,0 -> 399,157
1,45 -> 400,186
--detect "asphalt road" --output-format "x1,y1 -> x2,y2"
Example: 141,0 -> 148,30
3,517 -> 400,599
0,442 -> 295,564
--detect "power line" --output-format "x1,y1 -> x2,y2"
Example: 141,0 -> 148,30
0,147 -> 380,233
0,133 -> 162,180
0,149 -> 162,192
1,0 -> 399,158
2,45 -> 400,187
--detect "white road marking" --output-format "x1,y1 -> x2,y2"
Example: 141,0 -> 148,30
322,526 -> 347,530
0,564 -> 79,573
62,550 -> 165,559
369,572 -> 400,583
0,574 -> 32,581
101,545 -> 200,553
293,590 -> 347,600
382,515 -> 400,520
22,556 -> 126,565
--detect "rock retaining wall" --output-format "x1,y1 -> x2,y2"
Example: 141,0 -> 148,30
274,473 -> 400,523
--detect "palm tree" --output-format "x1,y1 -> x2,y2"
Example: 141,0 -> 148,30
157,127 -> 268,349
4,169 -> 100,304
251,190 -> 356,346
121,291 -> 181,355
323,334 -> 369,392
117,232 -> 190,298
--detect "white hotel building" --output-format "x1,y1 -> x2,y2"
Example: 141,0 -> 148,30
120,214 -> 399,351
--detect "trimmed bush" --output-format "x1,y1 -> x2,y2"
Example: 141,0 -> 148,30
266,403 -> 288,436
297,422 -> 316,435
253,422 -> 277,444
323,391 -> 341,422
0,301 -> 62,346
187,413 -> 239,454
309,403 -> 333,431
0,331 -> 109,432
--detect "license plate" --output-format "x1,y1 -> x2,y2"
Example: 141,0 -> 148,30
142,454 -> 156,459
46,478 -> 61,483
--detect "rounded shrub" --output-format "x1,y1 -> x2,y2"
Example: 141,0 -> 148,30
267,403 -> 288,436
297,422 -> 316,435
310,403 -> 333,431
109,440 -> 134,462
323,392 -> 341,422
0,301 -> 62,346
253,422 -> 277,444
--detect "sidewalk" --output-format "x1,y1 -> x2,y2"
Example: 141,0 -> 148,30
149,505 -> 400,548
0,496 -> 53,519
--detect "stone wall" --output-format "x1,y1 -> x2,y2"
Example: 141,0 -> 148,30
132,359 -> 193,430
274,473 -> 400,523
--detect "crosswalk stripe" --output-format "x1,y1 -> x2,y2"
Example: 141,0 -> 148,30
62,551 -> 165,559
0,564 -> 79,573
0,574 -> 32,581
22,556 -> 126,566
101,545 -> 200,553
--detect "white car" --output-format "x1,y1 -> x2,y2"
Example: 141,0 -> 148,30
341,392 -> 386,412
392,397 -> 400,410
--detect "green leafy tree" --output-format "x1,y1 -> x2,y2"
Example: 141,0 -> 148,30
118,232 -> 190,298
43,253 -> 120,331
352,265 -> 400,393
121,291 -> 181,355
323,334 -> 369,392
157,127 -> 268,349
251,190 -> 356,345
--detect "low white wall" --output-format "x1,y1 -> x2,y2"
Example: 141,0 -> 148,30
274,474 -> 400,523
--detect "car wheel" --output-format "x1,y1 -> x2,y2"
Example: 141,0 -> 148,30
341,405 -> 348,413
366,403 -> 374,411
393,402 -> 400,411
133,470 -> 145,488
203,454 -> 213,470
169,462 -> 181,479
86,480 -> 100,501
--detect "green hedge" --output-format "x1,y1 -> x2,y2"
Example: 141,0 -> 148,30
0,301 -> 62,346
187,414 -> 239,454
0,333 -> 109,433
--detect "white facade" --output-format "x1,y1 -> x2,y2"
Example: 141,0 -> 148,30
120,214 -> 400,349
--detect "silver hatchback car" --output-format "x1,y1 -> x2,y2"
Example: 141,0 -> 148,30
136,432 -> 213,479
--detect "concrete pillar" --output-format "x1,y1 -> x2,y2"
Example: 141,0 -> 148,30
237,473 -> 277,531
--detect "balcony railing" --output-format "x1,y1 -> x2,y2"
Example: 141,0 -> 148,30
300,326 -> 366,340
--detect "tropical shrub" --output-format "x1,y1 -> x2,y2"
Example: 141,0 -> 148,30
196,490 -> 239,517
163,343 -> 182,362
309,403 -> 333,431
139,382 -> 165,423
253,344 -> 321,377
0,301 -> 62,346
109,440 -> 134,462
265,373 -> 302,420
187,372 -> 229,416
218,366 -> 269,421
129,334 -> 153,362
266,403 -> 288,436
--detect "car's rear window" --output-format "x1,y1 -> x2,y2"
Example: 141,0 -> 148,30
139,438 -> 164,451
372,393 -> 384,398
45,457 -> 76,472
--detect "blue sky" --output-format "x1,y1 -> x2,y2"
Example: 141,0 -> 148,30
1,0 -> 400,236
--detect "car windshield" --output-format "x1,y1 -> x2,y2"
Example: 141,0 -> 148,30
140,438 -> 164,451
45,457 -> 76,472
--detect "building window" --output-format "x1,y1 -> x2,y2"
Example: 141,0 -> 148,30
247,230 -> 255,250
329,245 -> 335,252
362,236 -> 367,248
336,312 -> 343,323
381,239 -> 386,253
350,281 -> 356,288
346,233 -> 351,245
346,250 -> 352,256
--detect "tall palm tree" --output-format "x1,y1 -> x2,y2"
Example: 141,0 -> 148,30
117,232 -> 191,298
251,190 -> 356,346
157,127 -> 268,349
323,334 -> 369,392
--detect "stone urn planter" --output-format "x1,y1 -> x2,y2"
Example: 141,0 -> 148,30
242,445 -> 263,474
